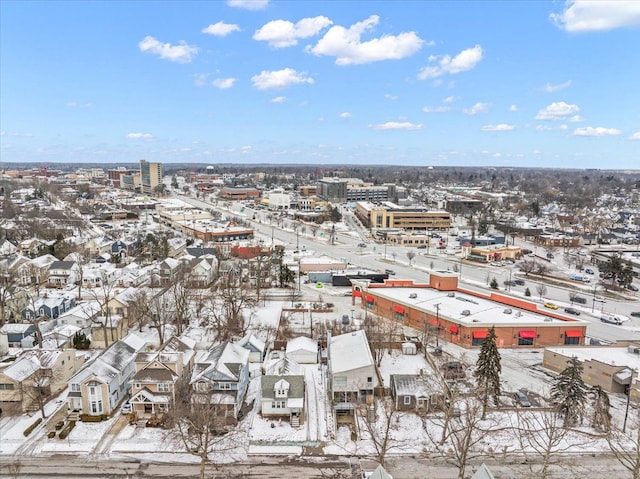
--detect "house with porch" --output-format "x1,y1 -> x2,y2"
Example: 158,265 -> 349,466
260,375 -> 305,427
47,261 -> 80,287
129,336 -> 196,418
389,374 -> 442,413
190,341 -> 250,422
67,334 -> 147,416
327,329 -> 379,422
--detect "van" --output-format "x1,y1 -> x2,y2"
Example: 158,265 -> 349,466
601,315 -> 622,325
573,296 -> 587,305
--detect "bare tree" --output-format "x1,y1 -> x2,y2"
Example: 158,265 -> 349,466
359,398 -> 413,467
426,394 -> 500,479
20,366 -> 53,420
147,293 -> 173,346
519,260 -> 536,277
406,251 -> 416,266
536,283 -> 547,300
167,380 -> 244,479
606,406 -> 640,479
515,409 -> 586,479
168,272 -> 194,336
87,272 -> 118,348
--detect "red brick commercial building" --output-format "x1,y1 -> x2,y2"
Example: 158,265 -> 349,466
351,272 -> 587,348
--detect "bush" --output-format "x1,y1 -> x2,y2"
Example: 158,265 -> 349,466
80,414 -> 108,422
23,417 -> 43,437
524,287 -> 531,297
59,421 -> 76,439
47,431 -> 56,439
55,421 -> 64,430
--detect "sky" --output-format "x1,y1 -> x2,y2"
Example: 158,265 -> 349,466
1,0 -> 639,169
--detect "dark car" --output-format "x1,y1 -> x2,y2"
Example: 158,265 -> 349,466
631,312 -> 640,318
514,279 -> 525,286
564,307 -> 581,316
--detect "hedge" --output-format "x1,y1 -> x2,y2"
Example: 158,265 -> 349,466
58,421 -> 75,439
80,414 -> 108,422
47,431 -> 56,439
23,417 -> 42,437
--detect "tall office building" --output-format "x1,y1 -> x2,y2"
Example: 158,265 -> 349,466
139,160 -> 163,195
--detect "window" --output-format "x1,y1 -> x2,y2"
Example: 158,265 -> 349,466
404,396 -> 411,405
367,377 -> 373,384
333,376 -> 347,388
471,337 -> 485,347
518,337 -> 534,346
417,399 -> 426,408
0,383 -> 15,390
564,336 -> 580,345
218,383 -> 231,390
271,400 -> 286,409
71,384 -> 80,392
157,383 -> 170,393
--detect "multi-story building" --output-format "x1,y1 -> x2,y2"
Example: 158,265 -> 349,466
355,201 -> 452,232
140,160 -> 163,195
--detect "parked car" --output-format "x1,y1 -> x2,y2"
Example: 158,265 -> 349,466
514,279 -> 525,286
601,315 -> 622,325
121,402 -> 132,414
417,245 -> 427,249
573,296 -> 587,304
585,268 -> 595,275
514,391 -> 532,407
564,307 -> 581,316
385,269 -> 396,275
357,243 -> 366,248
544,302 -> 558,310
628,284 -> 639,292
631,312 -> 640,318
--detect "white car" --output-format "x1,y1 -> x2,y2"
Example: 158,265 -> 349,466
121,402 -> 132,414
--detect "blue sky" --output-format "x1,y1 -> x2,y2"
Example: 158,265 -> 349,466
1,0 -> 639,168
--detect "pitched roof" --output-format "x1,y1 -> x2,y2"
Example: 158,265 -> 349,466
3,349 -> 62,382
191,341 -> 249,383
286,336 -> 318,354
49,260 -> 76,270
261,374 -> 305,400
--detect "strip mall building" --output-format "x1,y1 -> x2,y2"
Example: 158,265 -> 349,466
352,272 -> 587,348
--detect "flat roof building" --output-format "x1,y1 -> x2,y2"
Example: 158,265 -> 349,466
352,273 -> 587,349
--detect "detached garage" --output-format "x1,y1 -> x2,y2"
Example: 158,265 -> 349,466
286,336 -> 319,364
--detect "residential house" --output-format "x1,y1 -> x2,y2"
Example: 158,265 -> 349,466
187,256 -> 217,287
286,336 -> 319,364
90,314 -> 127,349
237,333 -> 266,363
22,292 -> 75,320
24,254 -> 59,287
0,348 -> 85,412
3,254 -> 31,286
18,238 -> 47,257
260,375 -> 305,426
153,258 -> 182,286
42,324 -> 82,349
86,236 -> 114,257
389,374 -> 441,413
190,341 -> 250,422
81,262 -> 118,289
56,301 -> 100,333
129,336 -> 196,417
67,334 -> 147,416
327,330 -> 379,421
167,237 -> 187,258
0,239 -> 18,257
47,261 -> 80,287
0,323 -> 36,348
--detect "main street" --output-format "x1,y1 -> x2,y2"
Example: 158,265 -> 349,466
178,195 -> 640,344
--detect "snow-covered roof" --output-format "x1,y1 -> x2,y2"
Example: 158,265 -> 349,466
3,349 -> 62,382
265,356 -> 305,376
237,333 -> 266,354
286,336 -> 318,354
192,341 -> 249,383
329,330 -> 374,374
0,323 -> 34,334
546,346 -> 640,371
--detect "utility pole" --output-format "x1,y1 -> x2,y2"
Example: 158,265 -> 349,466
623,369 -> 635,433
433,303 -> 441,347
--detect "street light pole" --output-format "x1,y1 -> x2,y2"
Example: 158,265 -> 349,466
623,369 -> 635,433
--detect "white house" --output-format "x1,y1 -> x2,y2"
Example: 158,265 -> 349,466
328,329 -> 378,419
260,375 -> 305,426
47,261 -> 80,287
286,336 -> 318,364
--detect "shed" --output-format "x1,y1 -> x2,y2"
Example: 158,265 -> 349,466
286,336 -> 319,364
401,342 -> 417,355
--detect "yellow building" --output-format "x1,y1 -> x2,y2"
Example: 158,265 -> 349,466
355,201 -> 451,232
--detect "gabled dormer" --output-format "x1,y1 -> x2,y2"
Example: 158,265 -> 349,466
274,378 -> 290,398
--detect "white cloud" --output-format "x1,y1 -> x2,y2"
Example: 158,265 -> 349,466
254,16 -> 332,48
251,68 -> 314,90
550,1 -> 640,32
212,77 -> 236,89
227,0 -> 269,10
442,95 -> 457,104
1,131 -> 33,137
138,36 -> 198,63
535,101 -> 580,121
270,96 -> 286,103
418,44 -> 483,79
544,80 -> 572,92
241,145 -> 252,151
370,122 -> 424,131
422,105 -> 452,113
307,15 -> 424,65
193,73 -> 209,87
339,112 -> 352,119
573,126 -> 622,136
536,124 -> 568,131
384,94 -> 398,100
463,102 -> 490,115
569,114 -> 585,122
66,102 -> 92,108
510,104 -> 518,112
202,21 -> 241,37
481,124 -> 515,132
630,132 -> 640,140
126,132 -> 154,140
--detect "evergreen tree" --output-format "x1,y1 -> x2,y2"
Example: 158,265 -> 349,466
590,385 -> 612,433
473,326 -> 502,418
550,356 -> 588,427
72,331 -> 91,349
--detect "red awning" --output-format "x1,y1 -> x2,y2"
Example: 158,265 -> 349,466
366,295 -> 375,303
472,330 -> 488,339
393,305 -> 405,314
519,330 -> 536,339
449,325 -> 459,334
565,330 -> 583,338
353,290 -> 362,297
429,318 -> 439,326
